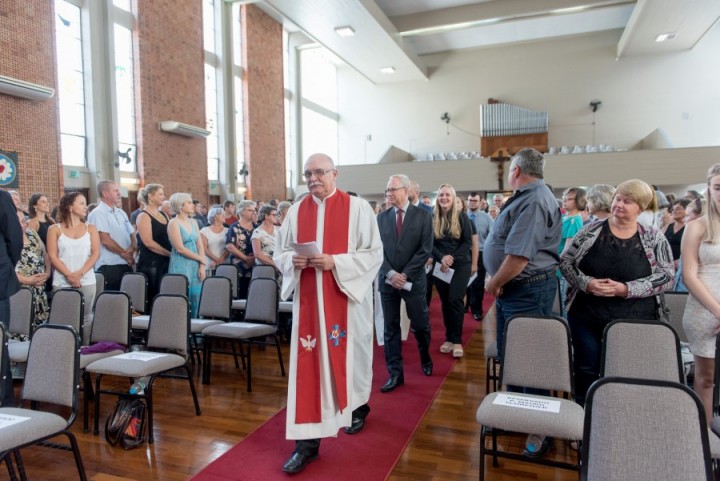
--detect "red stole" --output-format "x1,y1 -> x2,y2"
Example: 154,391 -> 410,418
295,190 -> 351,423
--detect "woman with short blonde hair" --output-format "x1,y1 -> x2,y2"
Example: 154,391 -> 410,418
560,178 -> 674,405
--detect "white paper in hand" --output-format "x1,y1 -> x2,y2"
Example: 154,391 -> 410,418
290,242 -> 320,256
432,263 -> 454,284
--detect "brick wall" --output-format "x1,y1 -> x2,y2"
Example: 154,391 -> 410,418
0,1 -> 63,208
242,5 -> 286,202
135,0 -> 208,203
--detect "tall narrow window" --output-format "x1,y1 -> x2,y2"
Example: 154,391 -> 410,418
114,24 -> 137,172
54,0 -> 87,167
203,0 -> 220,181
299,47 -> 339,163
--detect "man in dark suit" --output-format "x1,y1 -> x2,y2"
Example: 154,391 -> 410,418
0,189 -> 23,406
377,175 -> 434,393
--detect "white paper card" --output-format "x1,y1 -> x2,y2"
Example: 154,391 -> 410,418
0,413 -> 31,429
385,278 -> 412,291
432,263 -> 455,284
492,394 -> 561,413
113,352 -> 169,361
467,272 -> 478,287
290,242 -> 320,257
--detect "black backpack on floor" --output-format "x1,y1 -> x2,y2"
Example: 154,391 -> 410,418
105,395 -> 148,450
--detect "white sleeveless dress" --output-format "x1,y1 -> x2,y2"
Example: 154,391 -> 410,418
682,242 -> 720,358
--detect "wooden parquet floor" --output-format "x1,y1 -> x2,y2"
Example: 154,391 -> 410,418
2,304 -> 578,481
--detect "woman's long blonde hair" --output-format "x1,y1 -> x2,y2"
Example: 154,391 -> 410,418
433,184 -> 462,239
704,164 -> 720,243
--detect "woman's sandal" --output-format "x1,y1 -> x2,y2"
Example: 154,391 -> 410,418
452,344 -> 464,358
440,341 -> 453,354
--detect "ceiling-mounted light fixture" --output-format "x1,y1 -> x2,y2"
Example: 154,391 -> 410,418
334,26 -> 355,37
380,66 -> 396,74
655,32 -> 677,42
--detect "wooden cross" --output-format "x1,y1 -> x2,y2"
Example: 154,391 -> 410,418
489,148 -> 511,191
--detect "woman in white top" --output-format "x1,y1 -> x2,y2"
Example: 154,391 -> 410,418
46,192 -> 101,340
200,205 -> 229,272
251,205 -> 278,270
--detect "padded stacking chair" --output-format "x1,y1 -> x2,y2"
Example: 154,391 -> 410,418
214,264 -> 238,298
664,292 -> 689,343
7,287 -> 34,377
476,315 -> 584,481
132,274 -> 188,331
94,272 -> 105,306
202,277 -> 285,391
600,319 -> 684,383
251,264 -> 276,280
48,288 -> 85,344
582,377 -> 712,481
188,277 -> 232,362
120,271 -> 148,314
0,325 -> 87,481
87,294 -> 201,443
79,291 -> 131,432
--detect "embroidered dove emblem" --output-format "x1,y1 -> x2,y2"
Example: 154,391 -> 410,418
300,335 -> 317,352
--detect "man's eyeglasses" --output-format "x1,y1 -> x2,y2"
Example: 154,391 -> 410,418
303,169 -> 335,179
385,187 -> 406,194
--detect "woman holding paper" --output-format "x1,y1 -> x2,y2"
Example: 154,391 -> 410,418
432,184 -> 473,358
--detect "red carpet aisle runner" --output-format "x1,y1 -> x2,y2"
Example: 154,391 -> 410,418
191,295 -> 495,481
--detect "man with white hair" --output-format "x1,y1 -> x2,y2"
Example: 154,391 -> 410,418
274,153 -> 382,474
87,180 -> 136,290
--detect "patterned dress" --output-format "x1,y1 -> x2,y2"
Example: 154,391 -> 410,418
226,222 -> 255,278
682,242 -> 720,358
169,221 -> 202,317
15,229 -> 50,336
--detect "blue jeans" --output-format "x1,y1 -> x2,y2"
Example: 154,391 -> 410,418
495,276 -> 557,359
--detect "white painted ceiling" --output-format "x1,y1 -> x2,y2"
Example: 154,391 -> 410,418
244,0 -> 720,84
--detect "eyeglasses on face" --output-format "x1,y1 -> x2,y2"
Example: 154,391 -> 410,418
303,169 -> 335,179
385,187 -> 406,194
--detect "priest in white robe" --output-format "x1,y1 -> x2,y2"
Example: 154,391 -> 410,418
274,153 -> 383,474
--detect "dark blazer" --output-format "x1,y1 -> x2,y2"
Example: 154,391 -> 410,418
0,190 -> 22,301
377,203 -> 433,293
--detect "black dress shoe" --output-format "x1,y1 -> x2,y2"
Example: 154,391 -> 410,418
343,416 -> 366,434
282,451 -> 318,474
473,312 -> 483,321
380,375 -> 404,393
422,361 -> 433,376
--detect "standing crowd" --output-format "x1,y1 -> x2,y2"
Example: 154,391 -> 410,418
2,149 -> 719,476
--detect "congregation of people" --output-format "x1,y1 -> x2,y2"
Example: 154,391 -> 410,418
3,149 -> 720,476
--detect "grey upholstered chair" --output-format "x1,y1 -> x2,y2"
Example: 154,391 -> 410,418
48,288 -> 85,344
7,287 -> 34,377
120,271 -> 148,314
475,315 -> 584,481
0,324 -> 87,481
251,264 -> 276,281
202,277 -> 285,391
600,319 -> 684,383
131,273 -> 188,331
86,294 -> 201,443
93,271 -> 105,307
214,264 -> 238,298
80,291 -> 131,432
664,292 -> 689,343
582,377 -> 712,481
188,277 -> 233,363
